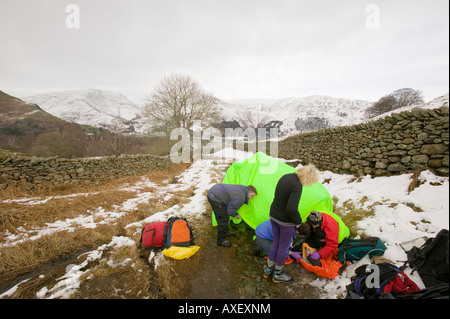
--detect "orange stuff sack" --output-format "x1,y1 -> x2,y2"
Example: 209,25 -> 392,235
298,245 -> 346,279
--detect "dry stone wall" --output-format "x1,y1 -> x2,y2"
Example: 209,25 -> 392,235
0,153 -> 171,189
278,106 -> 449,177
1,106 -> 448,190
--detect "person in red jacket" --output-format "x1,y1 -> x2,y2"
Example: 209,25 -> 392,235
304,210 -> 339,266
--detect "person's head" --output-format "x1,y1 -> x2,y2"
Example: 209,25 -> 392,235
306,210 -> 323,229
248,185 -> 257,199
296,164 -> 320,186
295,223 -> 311,238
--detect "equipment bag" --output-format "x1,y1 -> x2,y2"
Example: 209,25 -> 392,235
346,263 -> 400,299
400,229 -> 449,288
139,221 -> 167,250
164,217 -> 194,248
338,237 -> 386,263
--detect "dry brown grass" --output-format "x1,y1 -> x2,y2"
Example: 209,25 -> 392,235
0,190 -> 136,237
0,163 -> 196,297
333,197 -> 376,238
152,213 -> 210,299
407,169 -> 426,194
75,244 -> 154,299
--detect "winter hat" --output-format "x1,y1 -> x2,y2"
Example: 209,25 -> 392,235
307,211 -> 323,227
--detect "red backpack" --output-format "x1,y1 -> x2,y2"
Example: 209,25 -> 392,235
139,221 -> 166,250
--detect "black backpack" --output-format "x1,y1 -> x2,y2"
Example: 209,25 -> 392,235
400,229 -> 449,288
346,263 -> 400,299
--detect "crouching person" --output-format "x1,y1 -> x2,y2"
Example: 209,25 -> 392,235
207,184 -> 257,247
304,210 -> 339,266
255,220 -> 310,263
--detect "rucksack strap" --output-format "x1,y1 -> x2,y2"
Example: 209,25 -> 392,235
138,227 -> 144,250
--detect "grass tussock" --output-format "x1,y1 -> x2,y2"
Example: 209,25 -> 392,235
407,169 -> 426,194
153,214 -> 210,299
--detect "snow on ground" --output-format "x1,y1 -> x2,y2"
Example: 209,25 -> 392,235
309,169 -> 449,298
1,149 -> 448,299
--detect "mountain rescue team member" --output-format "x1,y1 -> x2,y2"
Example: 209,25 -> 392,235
304,210 -> 340,267
264,164 -> 320,283
207,184 -> 257,247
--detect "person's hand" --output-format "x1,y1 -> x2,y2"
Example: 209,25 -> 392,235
235,214 -> 241,219
310,252 -> 320,260
291,252 -> 302,260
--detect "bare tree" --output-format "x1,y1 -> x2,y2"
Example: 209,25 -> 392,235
103,118 -> 137,156
143,74 -> 220,135
365,95 -> 398,118
366,88 -> 425,118
236,110 -> 270,129
391,88 -> 424,107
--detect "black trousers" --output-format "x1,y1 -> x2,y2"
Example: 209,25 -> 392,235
207,196 -> 230,244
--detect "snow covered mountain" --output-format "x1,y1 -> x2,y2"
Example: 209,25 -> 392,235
20,89 -> 448,136
218,95 -> 374,134
23,89 -> 144,131
22,90 -> 373,135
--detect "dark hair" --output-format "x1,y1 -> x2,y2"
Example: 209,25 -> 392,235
296,223 -> 311,237
248,185 -> 257,195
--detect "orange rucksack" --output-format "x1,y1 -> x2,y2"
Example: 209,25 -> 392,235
163,217 -> 194,249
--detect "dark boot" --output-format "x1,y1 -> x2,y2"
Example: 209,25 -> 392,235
217,239 -> 232,247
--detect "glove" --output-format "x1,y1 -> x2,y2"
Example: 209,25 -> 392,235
310,252 -> 320,260
291,252 -> 302,260
307,252 -> 322,267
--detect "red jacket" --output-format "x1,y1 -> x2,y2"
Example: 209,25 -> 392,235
315,213 -> 340,259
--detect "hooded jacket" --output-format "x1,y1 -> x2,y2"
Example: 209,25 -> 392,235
313,212 -> 340,259
269,173 -> 303,226
207,183 -> 249,218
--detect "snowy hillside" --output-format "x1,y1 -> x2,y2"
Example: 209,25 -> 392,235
219,95 -> 374,134
23,89 -> 143,130
370,93 -> 449,121
20,90 -> 448,137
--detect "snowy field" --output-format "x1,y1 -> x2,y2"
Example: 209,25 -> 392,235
1,148 -> 448,299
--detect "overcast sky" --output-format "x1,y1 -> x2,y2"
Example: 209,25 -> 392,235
0,0 -> 448,103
